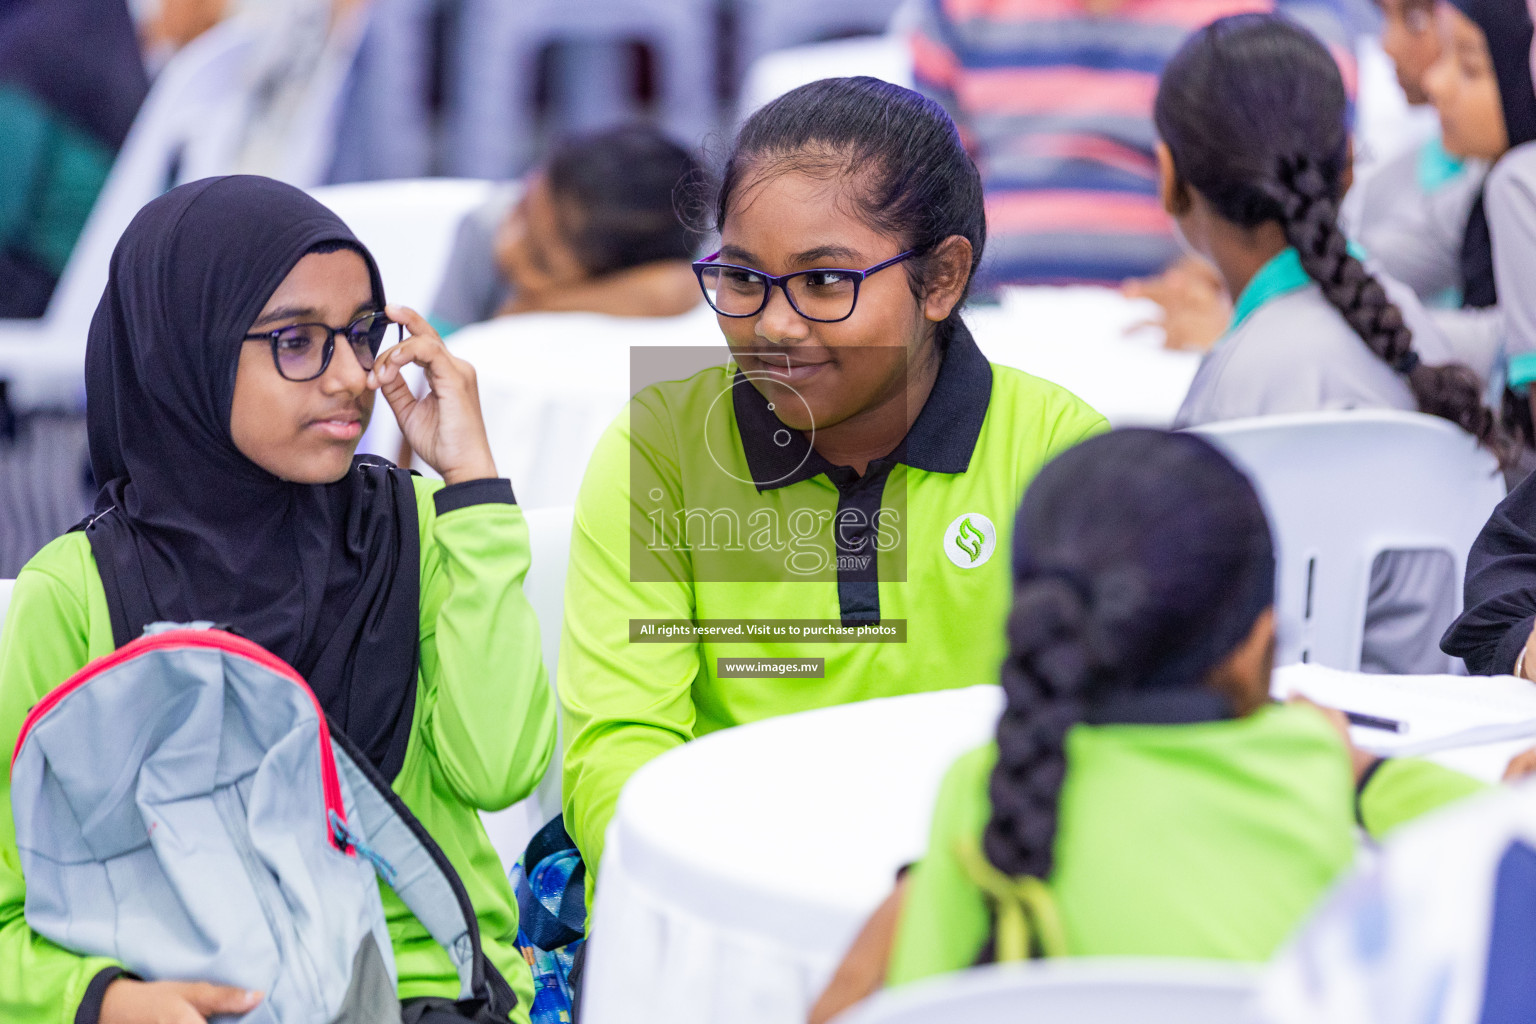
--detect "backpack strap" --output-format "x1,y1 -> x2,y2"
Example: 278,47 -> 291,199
327,724 -> 518,1019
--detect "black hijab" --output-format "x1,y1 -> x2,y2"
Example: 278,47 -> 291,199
1448,0 -> 1536,308
81,175 -> 421,781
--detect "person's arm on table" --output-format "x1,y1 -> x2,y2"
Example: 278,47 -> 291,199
1441,465 -> 1536,676
558,409 -> 701,885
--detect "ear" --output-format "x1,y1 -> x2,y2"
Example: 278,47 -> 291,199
920,235 -> 975,323
1156,142 -> 1191,217
1205,607 -> 1277,716
1342,136 -> 1355,195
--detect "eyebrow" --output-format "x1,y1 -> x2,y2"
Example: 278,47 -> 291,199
715,243 -> 866,269
248,301 -> 377,331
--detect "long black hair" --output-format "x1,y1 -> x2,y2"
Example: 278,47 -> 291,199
545,125 -> 704,277
1155,14 -> 1504,460
980,429 -> 1275,956
706,76 -> 986,349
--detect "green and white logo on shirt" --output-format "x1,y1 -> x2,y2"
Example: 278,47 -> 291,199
943,513 -> 996,568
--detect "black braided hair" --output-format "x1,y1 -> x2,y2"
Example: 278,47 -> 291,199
1155,14 -> 1507,463
979,429 -> 1276,960
692,77 -> 986,349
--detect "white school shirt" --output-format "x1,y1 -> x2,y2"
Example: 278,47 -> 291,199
1175,248 -> 1461,675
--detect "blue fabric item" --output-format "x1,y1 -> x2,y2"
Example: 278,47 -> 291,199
1479,840 -> 1536,1022
512,816 -> 586,1024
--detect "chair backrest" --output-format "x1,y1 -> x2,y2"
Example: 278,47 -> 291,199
0,579 -> 14,634
477,505 -> 573,870
835,959 -> 1259,1024
1187,411 -> 1505,670
306,178 -> 497,315
443,0 -> 717,178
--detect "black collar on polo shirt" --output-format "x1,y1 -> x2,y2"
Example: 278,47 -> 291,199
732,319 -> 994,493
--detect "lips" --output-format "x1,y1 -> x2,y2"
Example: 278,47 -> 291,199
743,350 -> 832,384
309,413 -> 363,440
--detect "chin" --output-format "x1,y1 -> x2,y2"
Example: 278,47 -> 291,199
278,448 -> 359,485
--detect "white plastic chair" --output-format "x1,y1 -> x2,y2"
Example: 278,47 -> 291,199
1187,411 -> 1505,671
478,504 -> 574,872
0,579 -> 14,633
834,959 -> 1260,1024
306,179 -> 498,315
444,0 -> 718,179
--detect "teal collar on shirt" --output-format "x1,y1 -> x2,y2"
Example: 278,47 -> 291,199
1229,248 -> 1311,332
1228,241 -> 1371,333
1417,137 -> 1465,193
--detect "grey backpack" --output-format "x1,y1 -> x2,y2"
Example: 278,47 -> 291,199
11,624 -> 518,1024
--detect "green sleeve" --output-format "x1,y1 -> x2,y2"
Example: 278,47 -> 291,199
1358,757 -> 1488,839
0,544 -> 123,1024
886,746 -> 996,987
558,406 -> 699,886
414,478 -> 557,811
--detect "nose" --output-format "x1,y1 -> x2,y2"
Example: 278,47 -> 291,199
1422,53 -> 1452,105
754,282 -> 812,345
318,334 -> 371,396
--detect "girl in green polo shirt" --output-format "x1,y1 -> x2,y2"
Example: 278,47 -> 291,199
809,429 -> 1489,1023
0,177 -> 555,1024
558,77 -> 1108,893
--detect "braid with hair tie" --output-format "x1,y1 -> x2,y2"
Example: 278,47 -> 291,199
1273,155 -> 1508,464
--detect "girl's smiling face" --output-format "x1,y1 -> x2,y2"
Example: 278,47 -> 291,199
713,165 -> 968,436
1424,3 -> 1510,160
230,248 -> 378,484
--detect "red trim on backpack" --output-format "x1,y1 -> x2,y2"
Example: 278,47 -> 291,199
11,628 -> 353,855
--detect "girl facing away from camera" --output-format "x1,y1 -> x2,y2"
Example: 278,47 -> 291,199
811,429 -> 1494,1023
1162,13 -> 1507,675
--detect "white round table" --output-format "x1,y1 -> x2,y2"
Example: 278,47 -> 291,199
582,685 -> 1004,1024
579,670 -> 1536,1024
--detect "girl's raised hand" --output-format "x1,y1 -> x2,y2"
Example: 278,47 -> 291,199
369,305 -> 498,486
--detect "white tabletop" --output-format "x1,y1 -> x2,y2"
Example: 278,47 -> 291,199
581,669 -> 1536,1024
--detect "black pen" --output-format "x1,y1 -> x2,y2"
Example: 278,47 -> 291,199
1345,710 -> 1407,734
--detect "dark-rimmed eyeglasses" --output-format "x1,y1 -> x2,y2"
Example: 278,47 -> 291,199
242,310 -> 394,382
692,250 -> 917,323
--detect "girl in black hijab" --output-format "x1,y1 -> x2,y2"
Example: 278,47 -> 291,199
1424,0 -> 1536,309
1422,0 -> 1536,453
0,175 -> 555,1024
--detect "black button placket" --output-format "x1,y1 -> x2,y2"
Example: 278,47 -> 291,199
827,458 -> 895,626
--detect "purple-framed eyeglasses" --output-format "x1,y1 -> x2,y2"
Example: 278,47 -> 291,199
692,249 -> 917,324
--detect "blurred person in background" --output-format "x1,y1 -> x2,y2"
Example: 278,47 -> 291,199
0,0 -> 150,318
385,125 -> 709,483
429,125 -> 705,336
0,0 -> 229,319
910,0 -> 1357,296
1344,0 -> 1487,308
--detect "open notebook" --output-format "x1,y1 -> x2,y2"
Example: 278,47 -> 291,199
1271,664 -> 1536,781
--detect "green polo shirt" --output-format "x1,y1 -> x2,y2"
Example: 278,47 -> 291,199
558,324 -> 1108,886
886,703 -> 1486,986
